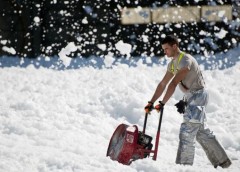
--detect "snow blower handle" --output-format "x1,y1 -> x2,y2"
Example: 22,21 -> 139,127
143,108 -> 164,160
153,107 -> 164,160
142,112 -> 148,134
157,107 -> 164,135
143,107 -> 163,134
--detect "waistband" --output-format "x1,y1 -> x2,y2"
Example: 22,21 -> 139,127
189,88 -> 205,94
183,88 -> 207,104
184,88 -> 205,99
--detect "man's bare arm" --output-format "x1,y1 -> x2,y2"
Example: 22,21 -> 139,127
150,71 -> 174,103
162,67 -> 189,104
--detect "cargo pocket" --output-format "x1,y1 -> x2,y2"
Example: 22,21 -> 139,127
184,105 -> 204,123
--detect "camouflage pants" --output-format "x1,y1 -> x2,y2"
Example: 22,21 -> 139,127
183,89 -> 208,123
176,89 -> 230,166
176,121 -> 230,166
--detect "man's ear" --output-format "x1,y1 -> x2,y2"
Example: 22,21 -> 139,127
173,44 -> 178,49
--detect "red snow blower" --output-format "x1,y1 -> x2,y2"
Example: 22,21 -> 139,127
106,108 -> 164,165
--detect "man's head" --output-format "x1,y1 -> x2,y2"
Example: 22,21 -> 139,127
161,35 -> 180,58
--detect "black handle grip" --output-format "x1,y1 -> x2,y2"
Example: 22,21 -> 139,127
142,112 -> 148,134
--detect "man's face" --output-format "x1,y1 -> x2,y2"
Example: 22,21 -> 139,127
161,43 -> 177,57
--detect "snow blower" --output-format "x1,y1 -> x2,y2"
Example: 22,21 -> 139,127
106,108 -> 164,165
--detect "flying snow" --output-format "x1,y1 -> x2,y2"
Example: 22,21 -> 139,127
58,42 -> 78,66
115,40 -> 132,57
215,28 -> 228,39
2,46 -> 16,55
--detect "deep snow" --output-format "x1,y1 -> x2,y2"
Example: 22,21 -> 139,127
0,46 -> 240,172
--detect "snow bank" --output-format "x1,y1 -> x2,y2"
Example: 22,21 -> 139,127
0,50 -> 240,171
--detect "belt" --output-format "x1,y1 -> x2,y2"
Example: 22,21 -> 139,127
180,80 -> 189,90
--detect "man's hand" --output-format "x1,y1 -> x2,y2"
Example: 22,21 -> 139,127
144,101 -> 154,113
155,101 -> 165,112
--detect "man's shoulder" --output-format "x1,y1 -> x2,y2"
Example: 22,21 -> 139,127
183,53 -> 194,59
182,53 -> 197,64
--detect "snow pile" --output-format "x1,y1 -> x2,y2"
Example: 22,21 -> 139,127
0,48 -> 240,172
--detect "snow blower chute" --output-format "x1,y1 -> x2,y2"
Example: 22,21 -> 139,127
106,108 -> 164,165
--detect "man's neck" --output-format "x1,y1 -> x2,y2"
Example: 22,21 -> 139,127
173,49 -> 182,60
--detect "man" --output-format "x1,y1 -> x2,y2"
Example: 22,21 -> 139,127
145,35 -> 231,168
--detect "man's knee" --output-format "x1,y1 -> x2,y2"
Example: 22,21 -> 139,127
179,122 -> 201,142
196,128 -> 215,143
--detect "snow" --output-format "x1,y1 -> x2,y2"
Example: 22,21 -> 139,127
103,53 -> 115,68
82,17 -> 88,24
0,46 -> 240,172
34,17 -> 40,23
142,35 -> 149,43
58,42 -> 78,67
2,46 -> 16,55
115,40 -> 132,57
218,10 -> 226,18
97,44 -> 107,51
215,28 -> 228,39
0,40 -> 7,45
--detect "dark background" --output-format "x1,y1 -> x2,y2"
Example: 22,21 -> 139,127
0,0 -> 239,58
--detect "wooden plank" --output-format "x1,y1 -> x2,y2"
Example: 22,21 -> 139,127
152,6 -> 200,23
201,5 -> 232,22
121,7 -> 151,25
